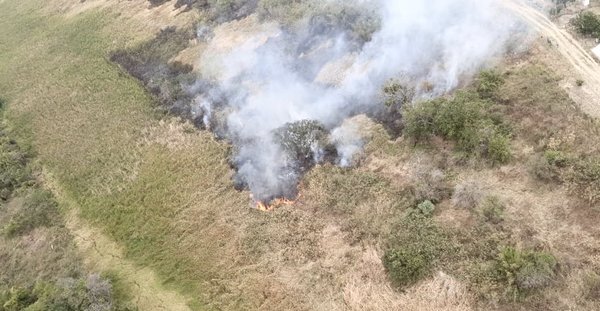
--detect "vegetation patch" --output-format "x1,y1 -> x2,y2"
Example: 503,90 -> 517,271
492,247 -> 558,300
383,213 -> 447,288
572,11 -> 600,39
403,88 -> 512,164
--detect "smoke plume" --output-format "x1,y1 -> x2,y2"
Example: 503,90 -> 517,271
192,0 -> 528,202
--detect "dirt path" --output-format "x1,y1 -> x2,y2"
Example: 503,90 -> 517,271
43,170 -> 192,311
503,0 -> 600,116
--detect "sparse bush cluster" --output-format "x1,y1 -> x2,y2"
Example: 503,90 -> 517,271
479,196 -> 504,224
530,149 -> 600,205
572,11 -> 600,39
0,274 -> 124,311
566,158 -> 600,205
383,213 -> 446,288
273,120 -> 336,170
452,179 -> 485,209
403,89 -> 512,164
257,0 -> 380,43
477,69 -> 504,99
2,189 -> 59,237
0,108 -> 31,200
492,247 -> 557,298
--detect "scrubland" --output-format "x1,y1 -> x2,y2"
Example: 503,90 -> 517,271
2,0 -> 600,310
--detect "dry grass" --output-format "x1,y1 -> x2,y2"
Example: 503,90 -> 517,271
3,0 -> 600,310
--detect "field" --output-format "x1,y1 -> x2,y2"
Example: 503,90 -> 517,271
2,0 -> 600,310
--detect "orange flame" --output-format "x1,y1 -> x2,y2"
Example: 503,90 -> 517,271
253,196 -> 296,211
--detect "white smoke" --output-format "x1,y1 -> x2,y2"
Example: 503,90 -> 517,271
194,0 -> 529,201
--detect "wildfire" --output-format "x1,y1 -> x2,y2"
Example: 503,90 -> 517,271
252,196 -> 296,211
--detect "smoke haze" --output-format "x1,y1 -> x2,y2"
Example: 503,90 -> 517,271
192,0 -> 529,202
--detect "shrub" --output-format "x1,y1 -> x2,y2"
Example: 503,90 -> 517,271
3,189 -> 58,237
403,91 -> 512,163
209,0 -> 258,22
493,247 -> 557,299
576,79 -> 585,87
0,274 -> 121,311
582,271 -> 600,300
273,120 -> 333,170
452,179 -> 485,209
481,196 -> 504,224
477,70 -> 504,99
383,213 -> 446,287
567,158 -> 600,205
530,153 -> 563,182
383,247 -> 429,287
486,133 -> 512,164
416,200 -> 435,216
410,166 -> 450,203
544,150 -> 569,168
0,126 -> 30,200
383,79 -> 415,113
572,11 -> 600,38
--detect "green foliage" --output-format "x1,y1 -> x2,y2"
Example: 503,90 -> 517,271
0,125 -> 30,200
257,0 -> 380,42
493,247 -> 557,299
208,0 -> 258,22
567,158 -> 600,205
403,91 -> 511,163
273,120 -> 332,168
416,200 -> 435,216
572,11 -> 600,39
477,70 -> 504,99
383,213 -> 446,287
530,151 -> 566,182
487,132 -> 512,164
0,275 -> 129,311
545,150 -> 570,168
383,79 -> 415,111
383,248 -> 429,288
481,196 -> 504,224
0,287 -> 37,311
3,189 -> 58,237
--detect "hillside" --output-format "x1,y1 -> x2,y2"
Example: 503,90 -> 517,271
2,0 -> 600,310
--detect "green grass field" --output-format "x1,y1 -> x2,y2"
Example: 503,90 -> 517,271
0,0 -> 249,309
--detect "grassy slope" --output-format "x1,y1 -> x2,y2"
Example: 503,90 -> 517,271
0,0 -> 248,309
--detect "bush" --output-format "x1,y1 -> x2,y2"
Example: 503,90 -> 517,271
477,70 -> 504,99
530,152 -> 564,182
410,166 -> 450,203
0,126 -> 30,200
481,196 -> 504,224
3,189 -> 58,237
567,158 -> 600,205
403,91 -> 512,163
572,11 -> 600,38
383,247 -> 429,288
273,120 -> 334,170
493,247 -> 557,298
383,213 -> 446,287
416,200 -> 435,216
452,179 -> 485,209
0,274 -> 121,311
487,133 -> 512,164
208,0 -> 258,22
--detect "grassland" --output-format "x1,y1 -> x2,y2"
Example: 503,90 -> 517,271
2,0 -> 600,310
